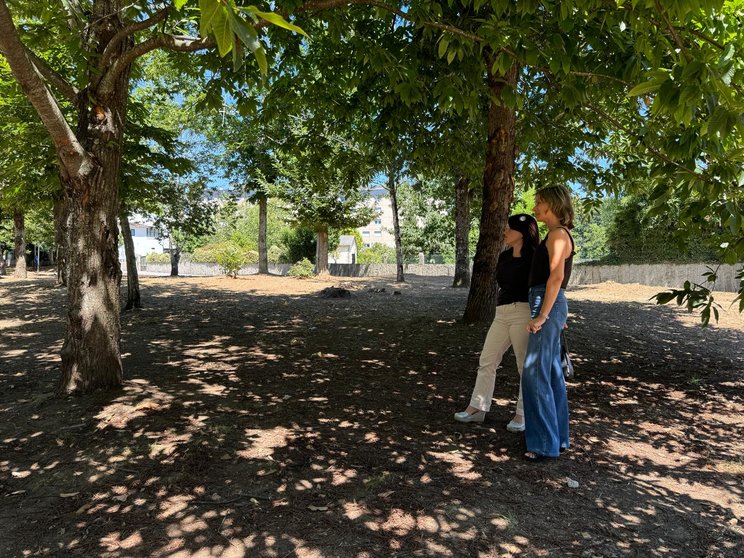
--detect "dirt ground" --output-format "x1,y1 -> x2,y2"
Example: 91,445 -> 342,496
0,272 -> 742,558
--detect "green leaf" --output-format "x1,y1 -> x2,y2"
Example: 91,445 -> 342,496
627,80 -> 661,97
438,36 -> 449,58
211,7 -> 233,57
199,0 -> 220,38
174,0 -> 189,9
718,43 -> 735,69
228,9 -> 261,52
253,45 -> 268,75
252,9 -> 308,37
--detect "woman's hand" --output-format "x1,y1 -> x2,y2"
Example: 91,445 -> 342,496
527,313 -> 548,334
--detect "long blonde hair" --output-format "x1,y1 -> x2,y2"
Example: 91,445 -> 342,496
536,186 -> 574,229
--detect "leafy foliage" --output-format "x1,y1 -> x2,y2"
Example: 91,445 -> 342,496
287,257 -> 315,279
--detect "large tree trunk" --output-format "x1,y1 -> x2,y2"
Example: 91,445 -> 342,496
315,227 -> 329,275
387,173 -> 405,283
53,191 -> 68,286
13,208 -> 27,278
119,211 -> 141,310
452,175 -> 472,288
57,3 -> 133,394
462,61 -> 519,324
257,194 -> 269,274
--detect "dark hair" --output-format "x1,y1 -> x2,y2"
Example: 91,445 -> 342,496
536,186 -> 574,229
508,213 -> 540,256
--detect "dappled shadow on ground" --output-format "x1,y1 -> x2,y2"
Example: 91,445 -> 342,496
0,275 -> 742,557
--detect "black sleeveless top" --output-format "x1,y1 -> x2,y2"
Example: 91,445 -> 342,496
496,248 -> 533,306
528,227 -> 575,288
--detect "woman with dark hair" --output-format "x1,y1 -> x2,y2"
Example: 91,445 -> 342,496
521,185 -> 576,461
454,213 -> 541,432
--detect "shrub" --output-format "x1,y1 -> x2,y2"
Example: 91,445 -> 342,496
267,245 -> 283,264
145,252 -> 170,263
287,258 -> 315,278
191,243 -> 221,263
358,243 -> 397,264
215,243 -> 249,278
245,250 -> 259,264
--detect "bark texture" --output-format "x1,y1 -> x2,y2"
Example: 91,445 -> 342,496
316,228 -> 329,275
257,194 -> 269,274
169,246 -> 180,277
119,212 -> 141,310
13,208 -> 27,278
452,175 -> 471,288
462,61 -> 519,324
387,173 -> 405,283
53,192 -> 68,286
58,1 -> 132,393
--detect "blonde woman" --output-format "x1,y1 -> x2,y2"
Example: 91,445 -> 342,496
521,186 -> 575,461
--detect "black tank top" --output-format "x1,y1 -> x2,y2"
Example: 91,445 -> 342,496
528,227 -> 575,288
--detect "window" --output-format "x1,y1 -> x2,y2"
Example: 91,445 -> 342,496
362,231 -> 370,236
373,230 -> 382,236
146,227 -> 158,238
374,219 -> 382,225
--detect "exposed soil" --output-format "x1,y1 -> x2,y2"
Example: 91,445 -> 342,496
0,272 -> 742,558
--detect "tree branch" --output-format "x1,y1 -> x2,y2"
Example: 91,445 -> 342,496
99,7 -> 171,71
99,34 -> 216,97
655,0 -> 689,61
678,26 -> 725,50
21,45 -> 79,102
0,0 -> 92,180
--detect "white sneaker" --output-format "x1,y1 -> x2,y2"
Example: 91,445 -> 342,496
506,420 -> 525,432
453,410 -> 486,423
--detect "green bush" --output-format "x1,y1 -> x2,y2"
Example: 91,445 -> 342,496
358,243 -> 397,264
245,250 -> 259,264
145,252 -> 170,263
268,245 -> 283,264
281,226 -> 316,263
215,243 -> 249,278
190,243 -> 221,263
287,258 -> 315,278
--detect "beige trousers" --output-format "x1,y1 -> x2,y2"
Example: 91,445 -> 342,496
469,302 -> 531,415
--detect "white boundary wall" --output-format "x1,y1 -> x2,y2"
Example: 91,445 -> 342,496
136,261 -> 742,292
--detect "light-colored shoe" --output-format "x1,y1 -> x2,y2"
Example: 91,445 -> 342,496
454,410 -> 486,423
506,420 -> 525,433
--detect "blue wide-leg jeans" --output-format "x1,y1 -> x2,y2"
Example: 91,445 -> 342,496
521,285 -> 569,457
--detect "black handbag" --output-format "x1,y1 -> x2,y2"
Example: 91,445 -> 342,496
560,330 -> 574,380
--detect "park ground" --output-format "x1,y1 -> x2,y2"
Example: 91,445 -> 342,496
0,272 -> 742,558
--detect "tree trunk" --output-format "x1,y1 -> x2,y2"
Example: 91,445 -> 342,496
0,247 -> 6,275
13,208 -> 27,278
387,173 -> 405,283
58,4 -> 133,394
53,191 -> 68,286
257,194 -> 269,274
315,227 -> 329,275
452,175 -> 472,288
119,211 -> 141,310
462,61 -> 519,324
169,242 -> 180,277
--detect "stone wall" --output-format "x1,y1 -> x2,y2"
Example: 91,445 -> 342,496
136,261 -> 741,292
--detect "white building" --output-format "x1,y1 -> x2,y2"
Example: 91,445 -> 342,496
329,235 -> 358,264
358,193 -> 396,249
118,219 -> 167,261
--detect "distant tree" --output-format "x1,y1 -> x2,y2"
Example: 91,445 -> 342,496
267,115 -> 376,275
153,179 -> 215,277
